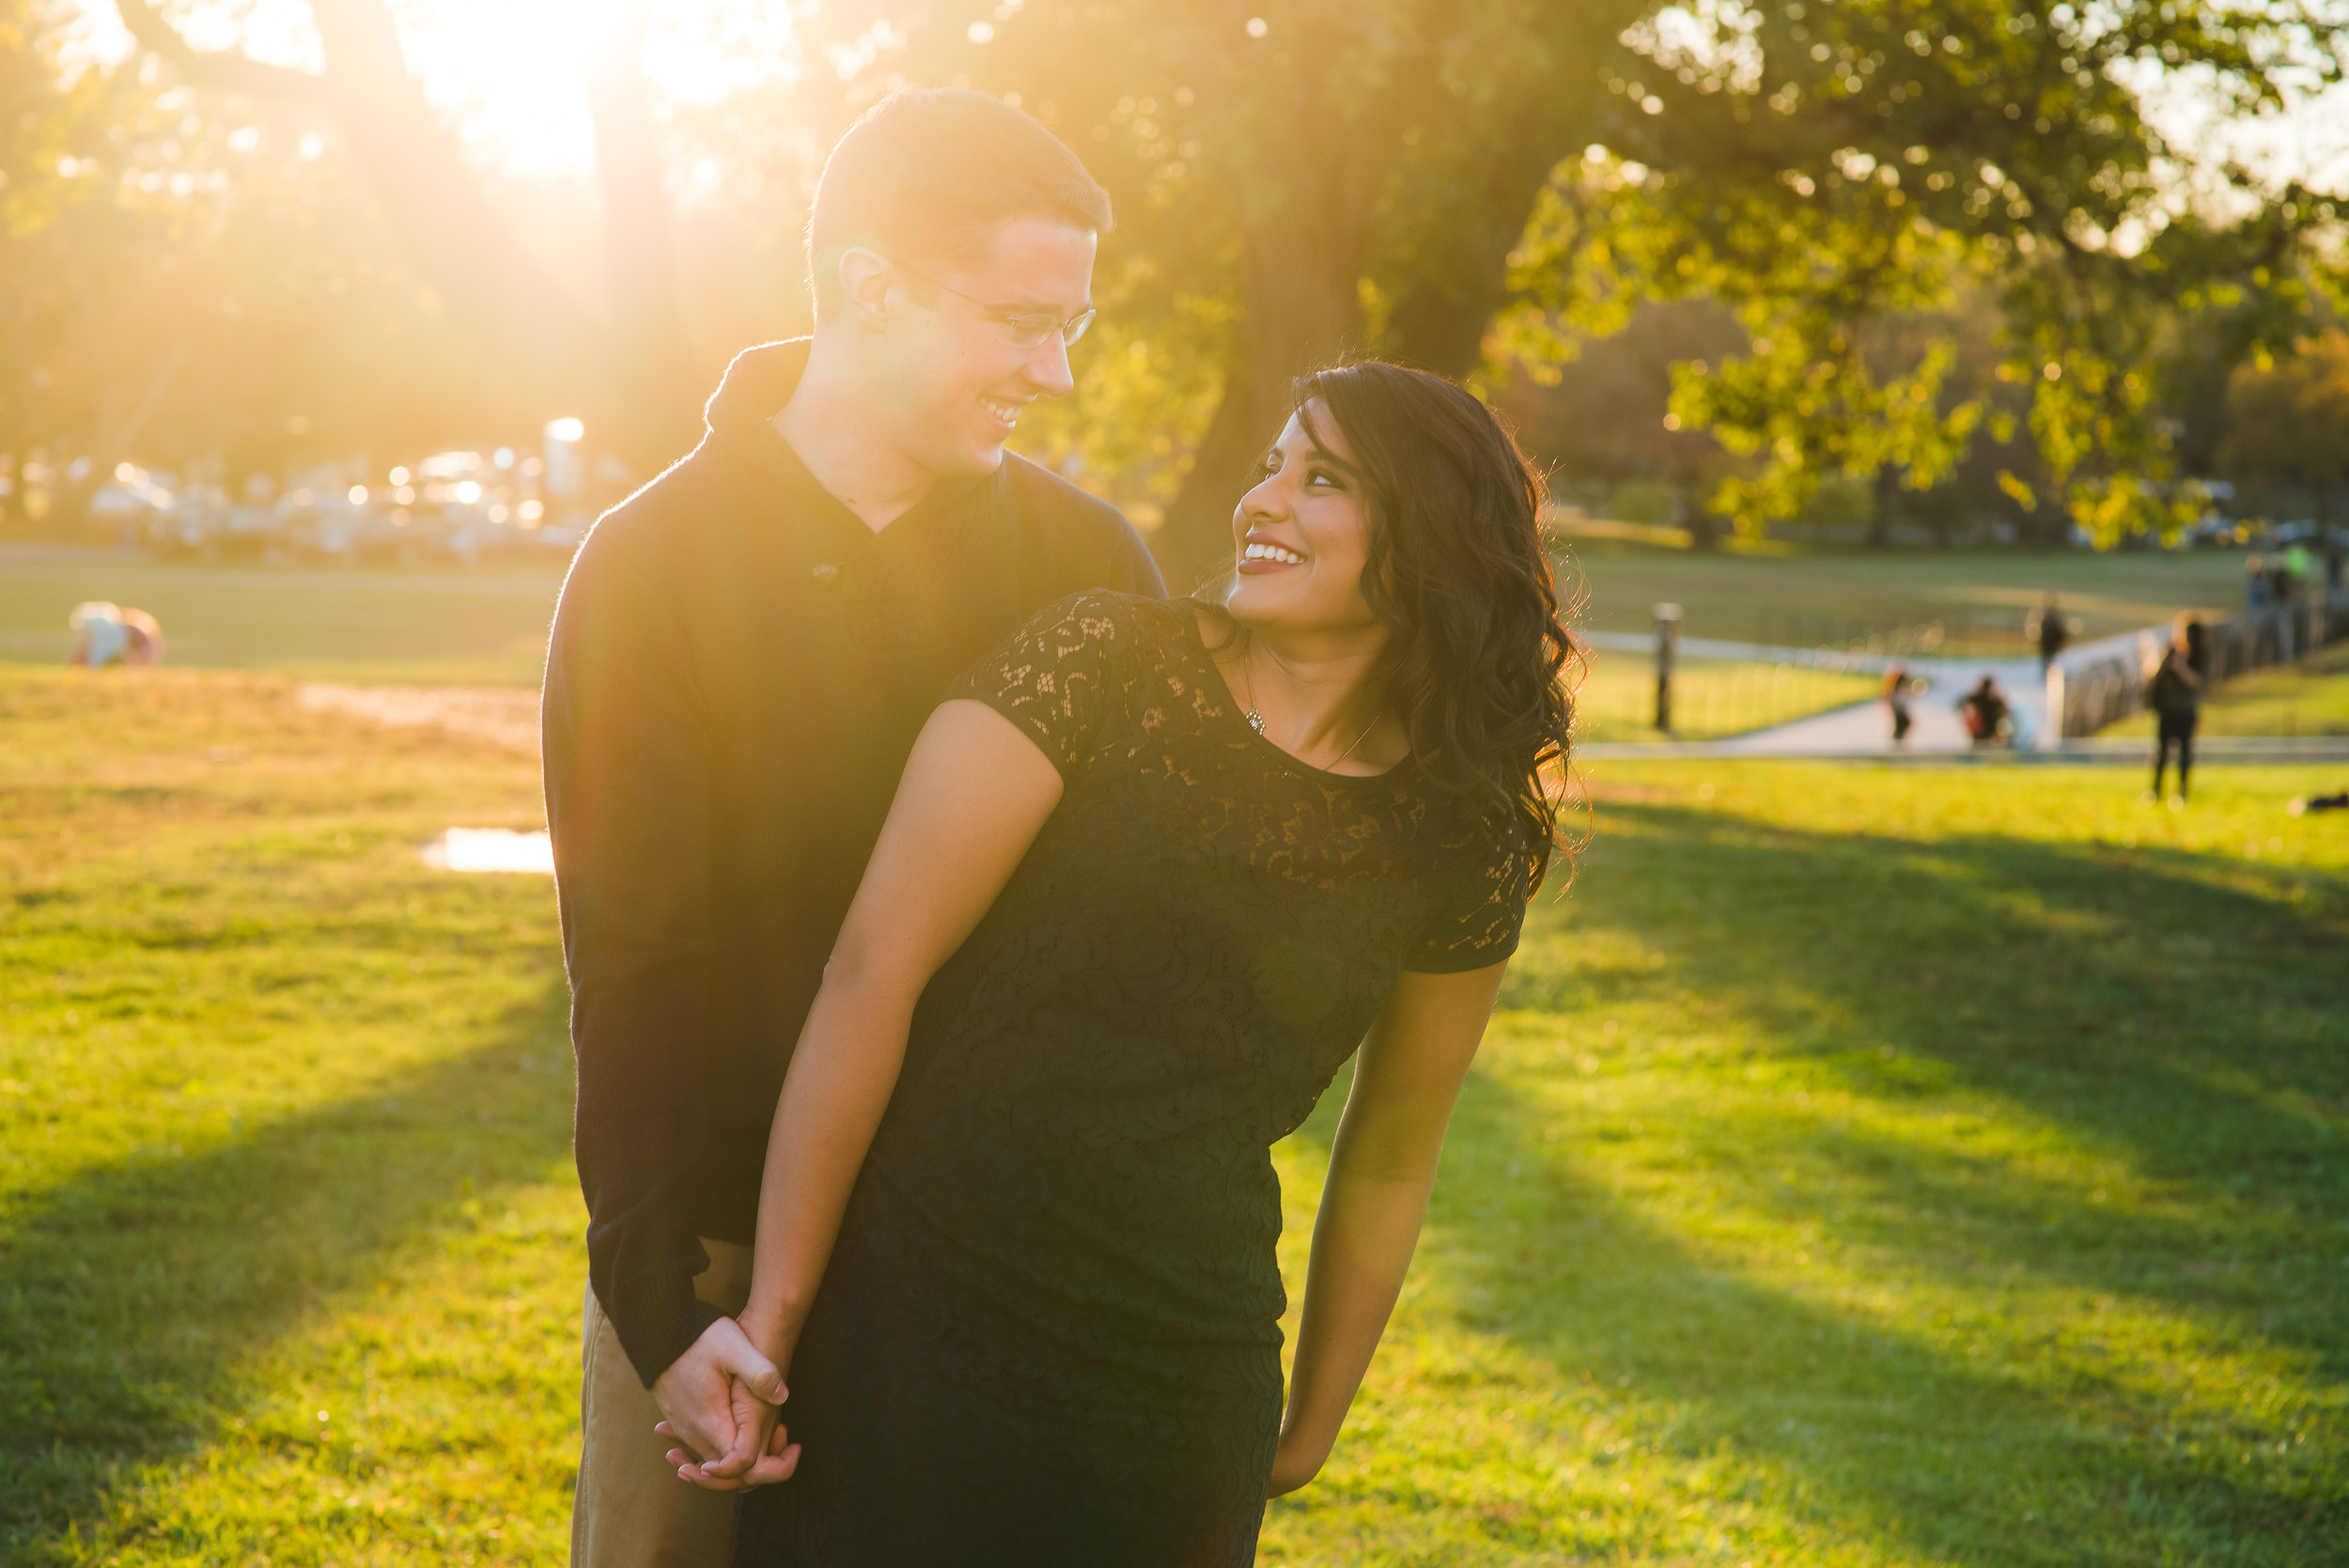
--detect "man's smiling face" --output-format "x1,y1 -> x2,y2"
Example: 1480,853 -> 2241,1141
874,217 -> 1097,478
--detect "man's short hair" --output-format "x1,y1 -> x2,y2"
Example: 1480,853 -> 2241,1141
807,87 -> 1112,318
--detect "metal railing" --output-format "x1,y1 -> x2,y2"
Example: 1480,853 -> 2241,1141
2046,590 -> 2349,739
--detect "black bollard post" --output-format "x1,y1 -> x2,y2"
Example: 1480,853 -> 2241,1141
1655,602 -> 1682,733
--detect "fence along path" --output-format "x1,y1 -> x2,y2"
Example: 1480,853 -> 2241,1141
2047,589 -> 2349,740
1575,588 -> 2349,760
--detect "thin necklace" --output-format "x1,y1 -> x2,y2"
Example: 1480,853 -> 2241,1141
1241,646 -> 1381,770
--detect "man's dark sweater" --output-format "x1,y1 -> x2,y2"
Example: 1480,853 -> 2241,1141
543,339 -> 1165,1387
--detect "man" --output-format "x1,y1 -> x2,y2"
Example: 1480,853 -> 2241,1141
544,88 -> 1164,1567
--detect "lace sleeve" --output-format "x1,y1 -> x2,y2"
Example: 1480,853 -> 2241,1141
1405,831 -> 1534,974
946,591 -> 1139,783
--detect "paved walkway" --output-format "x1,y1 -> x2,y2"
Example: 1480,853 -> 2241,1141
1578,734 -> 2349,764
1581,627 -> 2163,756
1573,626 -> 2334,762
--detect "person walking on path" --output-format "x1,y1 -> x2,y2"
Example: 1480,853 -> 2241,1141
2148,618 -> 2207,804
2031,591 -> 2069,674
541,88 -> 1163,1568
693,364 -> 1571,1565
1882,665 -> 1916,744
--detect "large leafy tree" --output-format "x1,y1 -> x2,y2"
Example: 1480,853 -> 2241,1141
36,0 -> 2349,569
808,0 -> 2346,576
101,0 -> 702,469
2220,327 -> 2349,524
2,0 -> 550,505
1579,0 -> 2343,546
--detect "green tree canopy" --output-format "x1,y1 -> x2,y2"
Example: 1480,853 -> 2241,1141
15,0 -> 2347,567
805,0 -> 2346,572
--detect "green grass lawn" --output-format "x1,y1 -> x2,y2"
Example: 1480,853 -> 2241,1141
2,539 -> 2255,690
2103,640 -> 2349,739
5,668 -> 2345,1565
1563,541 -> 2246,657
0,552 -> 565,686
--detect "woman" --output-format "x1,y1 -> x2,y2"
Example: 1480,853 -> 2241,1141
702,362 -> 1571,1565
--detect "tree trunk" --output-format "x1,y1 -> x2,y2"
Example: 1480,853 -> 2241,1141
1154,26 -> 1427,592
303,1 -> 605,407
580,0 -> 705,469
1869,463 -> 1899,548
1155,357 -> 1264,594
1382,125 -> 1570,380
116,0 -> 697,474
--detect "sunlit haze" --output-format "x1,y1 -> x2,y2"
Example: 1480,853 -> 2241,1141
62,0 -> 802,179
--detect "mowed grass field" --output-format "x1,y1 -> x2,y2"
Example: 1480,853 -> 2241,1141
5,664 -> 2343,1565
1557,539 -> 2245,655
3,537 -> 2250,680
0,551 -> 564,686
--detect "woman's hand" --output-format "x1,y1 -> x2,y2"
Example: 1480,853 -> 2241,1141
1267,1431 -> 1330,1498
659,1361 -> 800,1492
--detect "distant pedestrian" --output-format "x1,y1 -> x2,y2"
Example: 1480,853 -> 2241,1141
1882,666 -> 1917,744
1957,675 -> 2010,747
2246,553 -> 2269,610
2030,592 -> 2069,673
2326,533 -> 2344,593
2147,619 -> 2204,804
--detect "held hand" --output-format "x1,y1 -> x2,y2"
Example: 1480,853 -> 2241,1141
650,1317 -> 786,1478
660,1377 -> 799,1492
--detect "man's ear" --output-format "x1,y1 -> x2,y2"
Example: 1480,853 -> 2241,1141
837,247 -> 896,334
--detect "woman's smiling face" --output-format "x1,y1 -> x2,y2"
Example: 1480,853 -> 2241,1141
1225,401 -> 1381,637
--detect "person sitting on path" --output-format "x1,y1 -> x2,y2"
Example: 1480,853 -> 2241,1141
540,87 -> 1163,1568
1957,674 -> 2011,747
691,363 -> 1573,1566
2148,618 -> 2205,805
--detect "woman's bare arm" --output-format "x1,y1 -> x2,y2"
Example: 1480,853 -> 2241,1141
677,700 -> 1063,1488
1269,962 -> 1507,1496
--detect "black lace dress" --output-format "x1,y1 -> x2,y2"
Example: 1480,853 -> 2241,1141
732,592 -> 1531,1568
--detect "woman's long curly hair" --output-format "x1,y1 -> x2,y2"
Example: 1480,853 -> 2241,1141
1202,360 -> 1579,885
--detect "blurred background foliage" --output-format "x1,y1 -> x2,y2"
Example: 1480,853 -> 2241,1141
7,0 -> 2349,582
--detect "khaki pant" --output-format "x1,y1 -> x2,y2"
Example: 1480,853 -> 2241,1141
571,1240 -> 755,1568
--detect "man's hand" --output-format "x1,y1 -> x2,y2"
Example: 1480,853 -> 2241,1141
650,1317 -> 791,1484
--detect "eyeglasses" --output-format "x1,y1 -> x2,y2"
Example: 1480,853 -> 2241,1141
891,259 -> 1097,350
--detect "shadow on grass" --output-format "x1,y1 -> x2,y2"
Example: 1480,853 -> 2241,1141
1284,805 -> 2345,1561
1424,1069 -> 2341,1564
0,974 -> 575,1555
1542,805 -> 2348,1342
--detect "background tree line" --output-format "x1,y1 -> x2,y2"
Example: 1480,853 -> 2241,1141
5,0 -> 2347,582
